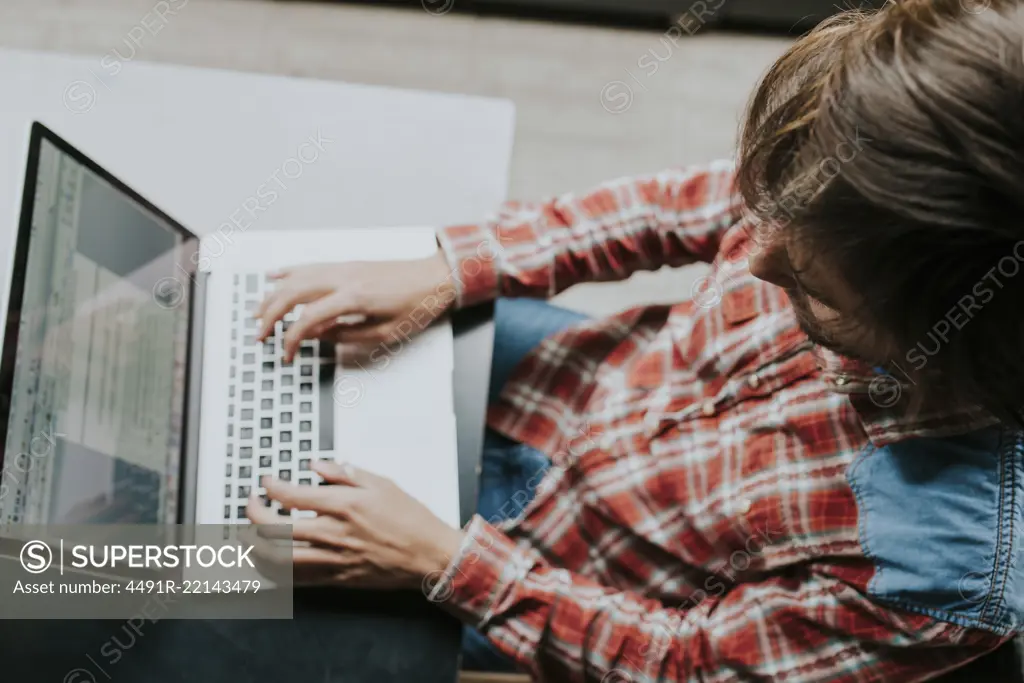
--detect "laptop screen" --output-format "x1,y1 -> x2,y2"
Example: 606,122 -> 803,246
0,126 -> 198,527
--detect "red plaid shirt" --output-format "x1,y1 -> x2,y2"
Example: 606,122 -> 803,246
434,161 -> 1006,682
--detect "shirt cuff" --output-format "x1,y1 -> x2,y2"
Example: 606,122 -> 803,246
436,223 -> 502,309
431,515 -> 531,627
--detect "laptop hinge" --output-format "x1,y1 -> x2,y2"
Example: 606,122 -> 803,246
180,270 -> 208,526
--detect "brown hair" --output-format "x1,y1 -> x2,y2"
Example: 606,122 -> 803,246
738,0 -> 1024,425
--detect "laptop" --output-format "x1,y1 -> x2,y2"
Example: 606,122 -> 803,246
0,122 -> 461,531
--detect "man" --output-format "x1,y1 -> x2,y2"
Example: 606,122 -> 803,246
247,1 -> 1024,680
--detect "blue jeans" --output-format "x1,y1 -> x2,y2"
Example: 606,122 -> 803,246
460,298 -> 588,673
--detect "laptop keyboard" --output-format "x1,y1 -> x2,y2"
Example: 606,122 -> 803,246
223,273 -> 337,522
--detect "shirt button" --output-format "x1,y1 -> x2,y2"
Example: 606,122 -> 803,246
736,498 -> 752,515
746,375 -> 760,389
701,400 -> 716,417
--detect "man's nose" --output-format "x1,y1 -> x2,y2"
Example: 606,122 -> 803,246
747,235 -> 794,289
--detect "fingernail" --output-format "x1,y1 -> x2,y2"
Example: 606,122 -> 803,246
312,460 -> 340,475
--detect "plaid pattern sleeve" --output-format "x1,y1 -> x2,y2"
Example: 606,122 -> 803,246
435,159 -> 740,308
439,518 -> 1006,683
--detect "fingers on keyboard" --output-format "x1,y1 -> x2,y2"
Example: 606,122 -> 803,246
227,273 -> 336,523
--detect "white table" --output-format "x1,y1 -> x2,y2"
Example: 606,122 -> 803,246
0,47 -> 515,683
0,48 -> 514,247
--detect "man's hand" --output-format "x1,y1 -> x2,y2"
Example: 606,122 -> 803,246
254,250 -> 455,363
246,461 -> 465,589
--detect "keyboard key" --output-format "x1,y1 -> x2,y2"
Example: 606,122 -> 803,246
225,484 -> 231,497
246,274 -> 259,293
239,466 -> 252,478
299,421 -> 311,433
238,485 -> 251,498
280,431 -> 292,443
299,346 -> 314,358
281,411 -> 292,423
300,383 -> 312,395
264,343 -> 275,356
281,375 -> 294,387
280,450 -> 292,463
300,402 -> 312,413
261,417 -> 273,429
224,505 -> 231,519
282,393 -> 293,405
244,335 -> 256,346
244,300 -> 257,312
230,347 -> 237,359
228,405 -> 234,417
241,427 -> 253,439
227,425 -> 234,437
299,440 -> 311,452
242,408 -> 254,420
240,447 -> 253,459
245,318 -> 257,329
259,455 -> 272,467
242,390 -> 254,401
299,478 -> 311,486
226,464 -> 232,477
237,506 -> 247,519
260,436 -> 272,448
262,496 -> 272,508
229,366 -> 236,379
279,470 -> 292,481
263,362 -> 275,373
261,398 -> 273,409
262,379 -> 273,391
277,507 -> 291,516
300,366 -> 313,377
243,371 -> 255,383
229,386 -> 236,398
298,459 -> 311,471
244,353 -> 255,365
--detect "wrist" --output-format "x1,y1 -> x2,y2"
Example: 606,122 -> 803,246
425,248 -> 457,312
417,524 -> 466,579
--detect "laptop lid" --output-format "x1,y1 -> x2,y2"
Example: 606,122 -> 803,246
0,122 -> 201,528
